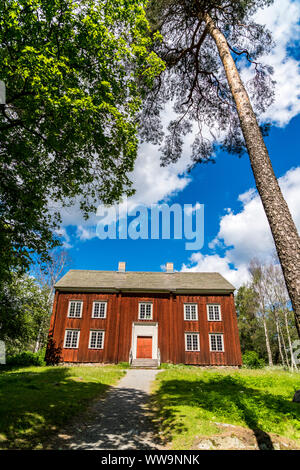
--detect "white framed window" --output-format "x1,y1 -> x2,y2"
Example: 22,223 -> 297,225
209,333 -> 224,352
185,333 -> 200,351
184,304 -> 198,321
92,301 -> 107,318
139,302 -> 153,320
89,330 -> 105,349
68,300 -> 83,318
64,329 -> 80,348
207,304 -> 221,321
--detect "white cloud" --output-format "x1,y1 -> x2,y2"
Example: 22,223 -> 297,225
181,252 -> 250,287
54,227 -> 73,249
182,167 -> 300,289
251,0 -> 300,125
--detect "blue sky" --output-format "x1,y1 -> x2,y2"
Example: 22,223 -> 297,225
56,0 -> 300,288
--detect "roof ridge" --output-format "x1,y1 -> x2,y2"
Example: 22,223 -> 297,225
67,269 -> 221,274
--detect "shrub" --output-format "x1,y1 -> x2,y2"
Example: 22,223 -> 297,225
45,332 -> 62,365
6,350 -> 46,367
242,350 -> 265,369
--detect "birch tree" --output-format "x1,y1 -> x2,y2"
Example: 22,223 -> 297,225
32,249 -> 71,352
249,260 -> 273,366
143,0 -> 300,337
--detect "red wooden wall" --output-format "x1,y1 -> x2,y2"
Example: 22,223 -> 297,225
50,291 -> 242,366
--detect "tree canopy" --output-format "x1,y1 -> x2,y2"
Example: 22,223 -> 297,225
0,0 -> 164,281
142,0 -> 274,163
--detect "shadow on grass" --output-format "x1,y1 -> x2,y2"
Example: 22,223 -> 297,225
0,366 -> 112,449
153,374 -> 300,450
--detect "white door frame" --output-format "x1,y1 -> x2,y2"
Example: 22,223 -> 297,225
131,322 -> 158,360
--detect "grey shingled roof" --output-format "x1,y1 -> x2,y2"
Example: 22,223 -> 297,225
55,270 -> 235,293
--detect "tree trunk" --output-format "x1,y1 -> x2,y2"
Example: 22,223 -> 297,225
273,308 -> 286,366
284,309 -> 298,370
204,13 -> 300,338
262,314 -> 273,366
280,323 -> 290,368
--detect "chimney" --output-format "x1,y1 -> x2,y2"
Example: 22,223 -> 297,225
166,262 -> 173,273
118,261 -> 126,272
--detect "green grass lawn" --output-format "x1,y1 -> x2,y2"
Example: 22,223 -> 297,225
0,364 -> 125,449
152,366 -> 300,450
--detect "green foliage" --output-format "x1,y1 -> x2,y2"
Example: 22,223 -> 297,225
0,364 -> 125,449
153,368 -> 300,449
6,350 -> 46,367
0,273 -> 51,354
0,0 -> 164,283
242,350 -> 265,369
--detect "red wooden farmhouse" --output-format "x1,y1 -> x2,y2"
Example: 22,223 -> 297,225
49,262 -> 242,367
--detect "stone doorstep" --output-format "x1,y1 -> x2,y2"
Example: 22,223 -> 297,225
130,359 -> 159,369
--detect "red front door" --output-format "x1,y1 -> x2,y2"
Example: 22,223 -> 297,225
136,336 -> 152,358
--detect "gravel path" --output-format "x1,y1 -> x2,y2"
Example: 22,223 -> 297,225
52,369 -> 164,450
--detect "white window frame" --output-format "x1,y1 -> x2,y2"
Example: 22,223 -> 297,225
64,329 -> 80,348
92,301 -> 107,319
67,300 -> 83,318
185,333 -> 200,352
209,333 -> 224,352
207,304 -> 221,321
138,302 -> 153,320
184,303 -> 198,321
88,330 -> 105,349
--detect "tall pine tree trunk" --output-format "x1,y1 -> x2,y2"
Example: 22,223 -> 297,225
204,13 -> 300,338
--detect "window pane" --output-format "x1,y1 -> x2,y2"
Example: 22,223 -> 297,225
71,331 -> 78,347
65,330 -> 72,347
90,331 -> 96,348
210,335 -> 217,351
210,334 -> 223,351
69,301 -> 82,317
65,330 -> 79,348
89,331 -> 104,349
185,304 -> 197,320
69,302 -> 75,316
185,305 -> 190,320
96,332 -> 104,348
186,333 -> 199,351
186,334 -> 192,351
139,303 -> 152,319
214,305 -> 220,320
191,305 -> 196,320
217,335 -> 223,351
93,302 -> 106,318
75,303 -> 81,317
192,334 -> 199,350
208,305 -> 221,321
